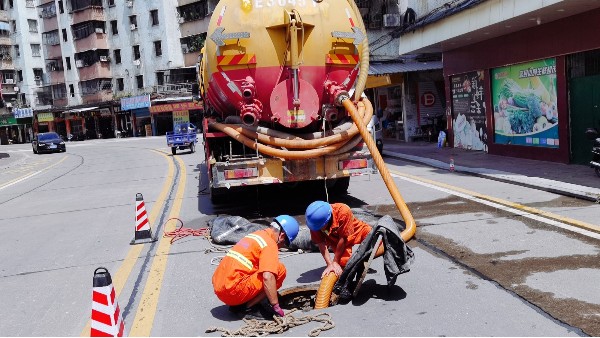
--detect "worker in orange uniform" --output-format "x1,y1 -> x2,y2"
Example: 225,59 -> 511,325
305,201 -> 379,277
212,215 -> 299,319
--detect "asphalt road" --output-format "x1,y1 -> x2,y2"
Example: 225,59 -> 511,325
0,137 -> 599,336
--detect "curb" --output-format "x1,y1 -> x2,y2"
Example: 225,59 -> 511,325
383,150 -> 600,203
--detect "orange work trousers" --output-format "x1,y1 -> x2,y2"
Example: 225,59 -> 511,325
216,263 -> 287,306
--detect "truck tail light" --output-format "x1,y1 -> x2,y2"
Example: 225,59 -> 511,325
224,167 -> 259,180
338,159 -> 368,170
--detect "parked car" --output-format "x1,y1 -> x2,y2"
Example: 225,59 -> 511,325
368,115 -> 384,153
32,132 -> 66,154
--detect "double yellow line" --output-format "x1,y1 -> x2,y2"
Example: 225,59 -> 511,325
81,150 -> 187,336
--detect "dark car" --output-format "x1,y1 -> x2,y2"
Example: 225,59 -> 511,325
32,132 -> 66,154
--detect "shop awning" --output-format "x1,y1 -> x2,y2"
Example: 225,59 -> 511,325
62,106 -> 99,114
368,61 -> 443,75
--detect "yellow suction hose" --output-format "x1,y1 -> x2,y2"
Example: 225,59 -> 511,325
314,97 -> 417,309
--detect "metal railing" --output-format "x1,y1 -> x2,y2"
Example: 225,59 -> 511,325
153,83 -> 193,94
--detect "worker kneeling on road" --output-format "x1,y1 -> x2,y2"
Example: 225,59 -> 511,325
306,201 -> 381,277
212,215 -> 299,319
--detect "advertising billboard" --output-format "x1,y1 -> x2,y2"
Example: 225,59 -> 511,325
491,58 -> 558,148
451,71 -> 487,151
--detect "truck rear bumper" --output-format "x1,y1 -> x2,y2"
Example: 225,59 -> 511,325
210,151 -> 375,189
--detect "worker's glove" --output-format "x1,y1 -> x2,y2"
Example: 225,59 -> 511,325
271,303 -> 284,317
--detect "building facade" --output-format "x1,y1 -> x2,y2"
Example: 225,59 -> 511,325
397,0 -> 600,164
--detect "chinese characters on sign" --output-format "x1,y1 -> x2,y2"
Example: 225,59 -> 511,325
451,71 -> 487,151
491,58 -> 558,148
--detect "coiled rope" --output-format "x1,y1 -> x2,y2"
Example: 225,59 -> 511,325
162,218 -> 210,244
205,309 -> 334,337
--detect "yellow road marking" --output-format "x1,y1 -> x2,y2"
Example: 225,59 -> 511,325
389,169 -> 600,233
81,150 -> 175,336
129,154 -> 187,336
0,156 -> 67,189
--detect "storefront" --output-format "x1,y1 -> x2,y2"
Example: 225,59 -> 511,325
149,101 -> 203,136
121,95 -> 150,137
443,8 -> 600,163
35,112 -> 55,134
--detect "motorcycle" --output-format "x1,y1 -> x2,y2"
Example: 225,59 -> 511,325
585,127 -> 600,177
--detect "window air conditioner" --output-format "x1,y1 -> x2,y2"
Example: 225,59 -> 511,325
130,24 -> 137,30
99,56 -> 109,62
95,28 -> 104,33
383,14 -> 401,28
6,79 -> 14,84
126,1 -> 133,8
75,60 -> 84,68
133,59 -> 140,66
181,44 -> 189,53
178,17 -> 184,24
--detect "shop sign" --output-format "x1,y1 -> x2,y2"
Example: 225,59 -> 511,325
0,116 -> 17,126
121,95 -> 151,111
491,58 -> 558,148
451,71 -> 487,151
13,108 -> 34,118
37,112 -> 54,122
149,102 -> 203,113
173,110 -> 190,128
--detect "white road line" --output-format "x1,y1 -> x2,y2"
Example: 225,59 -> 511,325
391,173 -> 600,240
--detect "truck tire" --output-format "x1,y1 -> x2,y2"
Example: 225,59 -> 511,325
171,147 -> 177,155
190,143 -> 195,153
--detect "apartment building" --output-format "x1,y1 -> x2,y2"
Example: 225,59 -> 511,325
30,0 -> 210,139
1,0 -> 41,144
395,0 -> 600,164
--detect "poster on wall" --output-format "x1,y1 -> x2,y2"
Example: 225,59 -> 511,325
451,71 -> 487,151
491,58 -> 558,148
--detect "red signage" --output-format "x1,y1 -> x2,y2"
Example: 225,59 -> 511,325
149,102 -> 203,113
420,92 -> 436,107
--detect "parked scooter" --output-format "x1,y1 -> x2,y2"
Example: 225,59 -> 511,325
585,127 -> 600,177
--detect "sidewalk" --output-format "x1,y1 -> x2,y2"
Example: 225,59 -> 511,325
381,138 -> 600,202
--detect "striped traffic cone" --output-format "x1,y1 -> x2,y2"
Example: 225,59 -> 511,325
130,193 -> 157,245
90,267 -> 125,337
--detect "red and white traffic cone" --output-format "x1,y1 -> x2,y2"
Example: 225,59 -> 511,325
130,193 -> 157,245
90,267 -> 125,337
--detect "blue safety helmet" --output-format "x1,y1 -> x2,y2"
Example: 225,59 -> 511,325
305,201 -> 332,231
274,215 -> 299,246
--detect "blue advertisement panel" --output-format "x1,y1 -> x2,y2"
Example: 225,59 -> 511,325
121,95 -> 151,111
492,58 -> 558,148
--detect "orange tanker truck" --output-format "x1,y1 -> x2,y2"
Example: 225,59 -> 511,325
195,0 -> 377,202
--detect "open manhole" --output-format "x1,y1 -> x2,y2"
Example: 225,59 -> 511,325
278,284 -> 320,311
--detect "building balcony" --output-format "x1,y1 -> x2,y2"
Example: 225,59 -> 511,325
1,83 -> 18,95
0,58 -> 14,70
183,51 -> 200,67
78,62 -> 111,82
81,90 -> 112,105
72,7 -> 105,25
0,36 -> 11,46
42,16 -> 58,32
0,9 -> 8,21
53,97 -> 68,107
39,0 -> 55,5
179,18 -> 209,39
49,70 -> 65,85
46,44 -> 62,59
74,33 -> 108,52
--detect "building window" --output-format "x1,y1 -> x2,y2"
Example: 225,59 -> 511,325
114,49 -> 121,64
11,20 -> 16,33
62,29 -> 67,42
129,15 -> 137,30
28,19 -> 38,33
17,70 -> 23,82
26,0 -> 35,8
133,45 -> 140,60
14,45 -> 19,57
111,20 -> 118,35
150,9 -> 159,26
66,57 -> 71,70
9,0 -> 13,8
136,75 -> 143,89
58,0 -> 64,13
31,44 -> 41,57
117,78 -> 124,91
108,0 -> 115,6
154,41 -> 162,57
69,84 -> 75,97
156,72 -> 164,85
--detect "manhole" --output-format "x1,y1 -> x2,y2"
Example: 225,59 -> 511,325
278,284 -> 319,311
